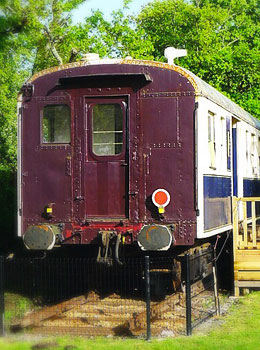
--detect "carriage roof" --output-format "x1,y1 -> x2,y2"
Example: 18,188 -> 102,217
27,58 -> 260,130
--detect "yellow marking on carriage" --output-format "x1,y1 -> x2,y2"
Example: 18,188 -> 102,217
26,58 -> 199,94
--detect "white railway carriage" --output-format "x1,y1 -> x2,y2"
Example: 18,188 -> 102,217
189,68 -> 260,238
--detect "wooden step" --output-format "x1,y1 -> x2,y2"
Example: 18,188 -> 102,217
234,261 -> 260,270
234,271 -> 260,281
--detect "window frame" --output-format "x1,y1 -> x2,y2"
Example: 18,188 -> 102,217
251,133 -> 257,174
88,99 -> 127,161
226,117 -> 231,171
208,111 -> 216,169
41,104 -> 71,145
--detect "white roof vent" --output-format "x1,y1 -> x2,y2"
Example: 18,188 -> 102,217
81,53 -> 100,62
164,47 -> 187,65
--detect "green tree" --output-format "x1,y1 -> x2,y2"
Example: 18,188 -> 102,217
0,0 -> 88,170
0,0 -> 87,249
78,2 -> 154,60
138,0 -> 260,118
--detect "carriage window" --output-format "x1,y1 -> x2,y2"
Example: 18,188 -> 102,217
246,130 -> 249,164
92,104 -> 123,156
42,105 -> 70,143
226,117 -> 231,170
208,111 -> 216,169
251,133 -> 256,174
221,117 -> 226,164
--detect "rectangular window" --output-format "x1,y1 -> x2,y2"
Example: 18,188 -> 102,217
221,117 -> 226,165
251,133 -> 256,174
246,130 -> 249,164
42,105 -> 71,143
92,103 -> 123,156
226,118 -> 231,170
208,111 -> 216,169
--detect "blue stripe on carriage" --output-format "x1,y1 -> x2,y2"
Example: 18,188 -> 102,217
203,176 -> 232,231
243,179 -> 260,197
204,176 -> 232,198
243,179 -> 260,217
232,128 -> 238,196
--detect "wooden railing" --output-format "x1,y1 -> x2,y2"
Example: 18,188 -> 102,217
232,196 -> 260,297
232,196 -> 260,250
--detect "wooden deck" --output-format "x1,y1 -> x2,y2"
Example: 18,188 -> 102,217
232,197 -> 260,297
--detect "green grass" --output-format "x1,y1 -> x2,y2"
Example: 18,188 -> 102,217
1,292 -> 260,350
4,294 -> 36,327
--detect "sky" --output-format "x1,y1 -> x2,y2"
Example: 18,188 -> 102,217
72,0 -> 152,23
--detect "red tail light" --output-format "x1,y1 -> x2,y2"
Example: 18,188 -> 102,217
152,189 -> 170,208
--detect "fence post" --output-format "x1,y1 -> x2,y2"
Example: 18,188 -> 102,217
0,256 -> 4,336
185,254 -> 192,336
145,256 -> 151,341
213,249 -> 220,316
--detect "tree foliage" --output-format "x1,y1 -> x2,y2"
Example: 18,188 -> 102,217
0,0 -> 259,171
0,0 -> 87,170
81,5 -> 154,60
138,0 -> 260,117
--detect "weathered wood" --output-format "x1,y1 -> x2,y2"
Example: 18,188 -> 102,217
252,202 -> 257,246
236,250 -> 260,259
235,280 -> 260,288
235,271 -> 260,281
242,202 -> 248,246
128,279 -> 206,332
11,292 -> 99,329
234,261 -> 260,269
128,292 -> 184,332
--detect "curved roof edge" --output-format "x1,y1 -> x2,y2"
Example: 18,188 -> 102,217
27,58 -> 260,130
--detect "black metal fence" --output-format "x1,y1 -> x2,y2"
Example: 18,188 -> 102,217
1,247 -> 219,339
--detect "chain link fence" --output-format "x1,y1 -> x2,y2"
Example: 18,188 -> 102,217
1,246 -> 219,339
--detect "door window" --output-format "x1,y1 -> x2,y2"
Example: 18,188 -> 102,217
92,103 -> 123,156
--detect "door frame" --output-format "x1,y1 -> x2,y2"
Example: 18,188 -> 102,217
84,95 -> 130,219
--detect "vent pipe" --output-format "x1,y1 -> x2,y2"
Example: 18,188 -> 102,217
164,47 -> 187,65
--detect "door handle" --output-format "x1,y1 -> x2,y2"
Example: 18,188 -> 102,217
128,191 -> 138,197
121,163 -> 128,167
74,196 -> 84,201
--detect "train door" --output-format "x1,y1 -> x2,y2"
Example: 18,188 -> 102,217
232,118 -> 238,196
85,97 -> 129,218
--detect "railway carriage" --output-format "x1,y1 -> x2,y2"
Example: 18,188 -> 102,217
17,50 -> 260,262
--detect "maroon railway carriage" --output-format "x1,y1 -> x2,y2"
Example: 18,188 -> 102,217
18,57 -> 197,260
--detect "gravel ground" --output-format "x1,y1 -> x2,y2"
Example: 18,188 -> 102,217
192,294 -> 239,335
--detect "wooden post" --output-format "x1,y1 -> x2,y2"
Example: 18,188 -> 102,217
252,201 -> 257,246
242,201 -> 248,247
232,197 -> 239,297
232,196 -> 238,259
